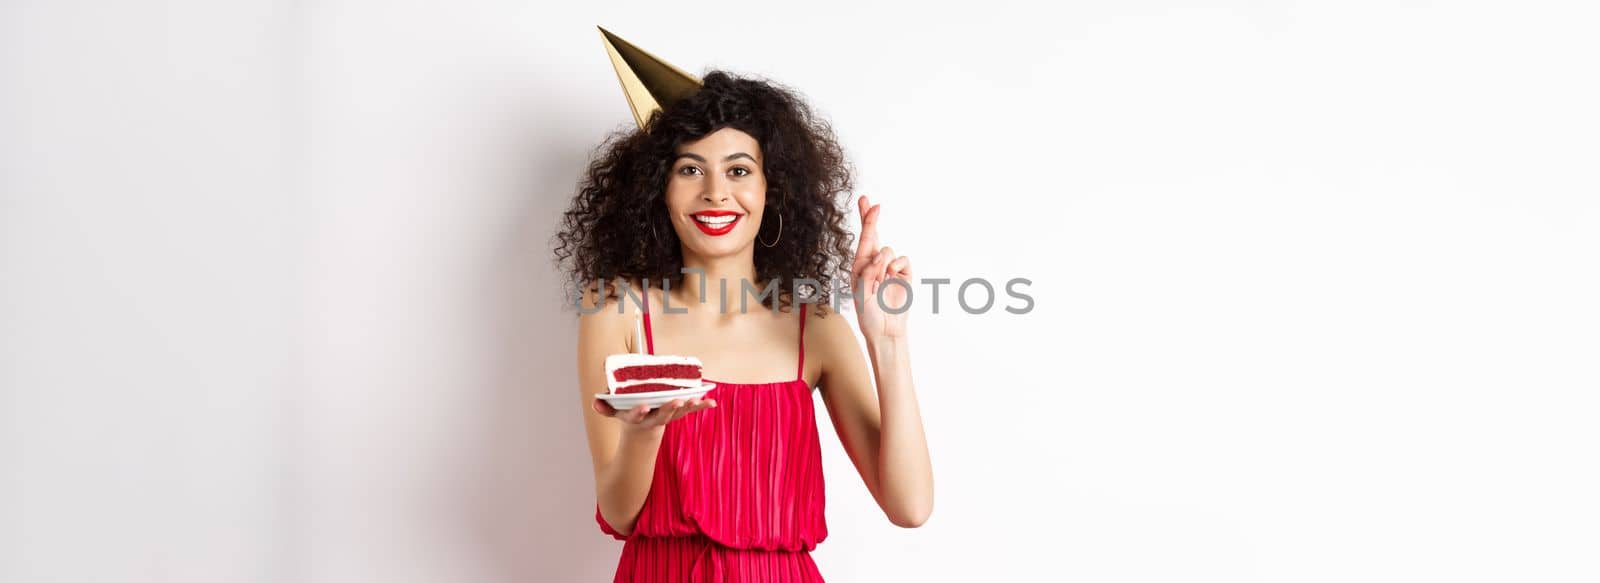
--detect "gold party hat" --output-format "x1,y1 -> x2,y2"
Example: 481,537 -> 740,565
597,26 -> 703,130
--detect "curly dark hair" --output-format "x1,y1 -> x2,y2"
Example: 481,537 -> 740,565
553,70 -> 856,314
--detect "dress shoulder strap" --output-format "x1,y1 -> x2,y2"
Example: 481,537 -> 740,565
795,301 -> 807,383
639,279 -> 655,355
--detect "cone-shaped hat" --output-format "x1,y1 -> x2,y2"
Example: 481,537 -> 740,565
597,26 -> 703,130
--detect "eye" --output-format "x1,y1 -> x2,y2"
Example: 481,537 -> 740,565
678,165 -> 703,176
730,166 -> 751,177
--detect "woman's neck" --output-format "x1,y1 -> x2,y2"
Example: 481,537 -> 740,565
676,248 -> 760,314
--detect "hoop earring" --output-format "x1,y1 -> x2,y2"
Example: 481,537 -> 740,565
759,212 -> 783,248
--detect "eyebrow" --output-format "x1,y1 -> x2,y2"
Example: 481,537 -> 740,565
674,152 -> 758,164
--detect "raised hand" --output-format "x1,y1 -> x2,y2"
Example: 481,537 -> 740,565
851,195 -> 912,341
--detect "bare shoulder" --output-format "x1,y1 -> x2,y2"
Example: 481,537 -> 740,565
805,302 -> 860,368
577,277 -> 647,351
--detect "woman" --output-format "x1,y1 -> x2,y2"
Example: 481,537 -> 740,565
555,70 -> 932,582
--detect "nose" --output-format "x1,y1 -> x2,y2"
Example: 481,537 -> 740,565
700,173 -> 731,204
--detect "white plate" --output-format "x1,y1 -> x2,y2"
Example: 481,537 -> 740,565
595,382 -> 716,412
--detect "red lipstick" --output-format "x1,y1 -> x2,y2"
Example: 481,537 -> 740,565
690,210 -> 743,237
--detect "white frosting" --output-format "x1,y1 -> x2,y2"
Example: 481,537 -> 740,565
604,353 -> 704,393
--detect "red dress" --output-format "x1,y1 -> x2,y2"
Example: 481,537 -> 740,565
596,292 -> 828,582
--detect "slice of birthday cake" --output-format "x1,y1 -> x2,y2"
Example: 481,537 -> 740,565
604,353 -> 704,395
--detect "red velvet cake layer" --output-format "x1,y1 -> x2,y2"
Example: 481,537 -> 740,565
614,383 -> 693,395
612,364 -> 702,382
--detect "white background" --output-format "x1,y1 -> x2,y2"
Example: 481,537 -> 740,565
4,1 -> 1598,582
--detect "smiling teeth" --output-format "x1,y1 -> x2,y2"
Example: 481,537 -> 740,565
694,215 -> 738,225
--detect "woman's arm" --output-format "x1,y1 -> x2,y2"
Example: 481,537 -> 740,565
864,331 -> 931,526
592,426 -> 665,537
815,309 -> 934,528
815,195 -> 934,528
577,282 -> 715,536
